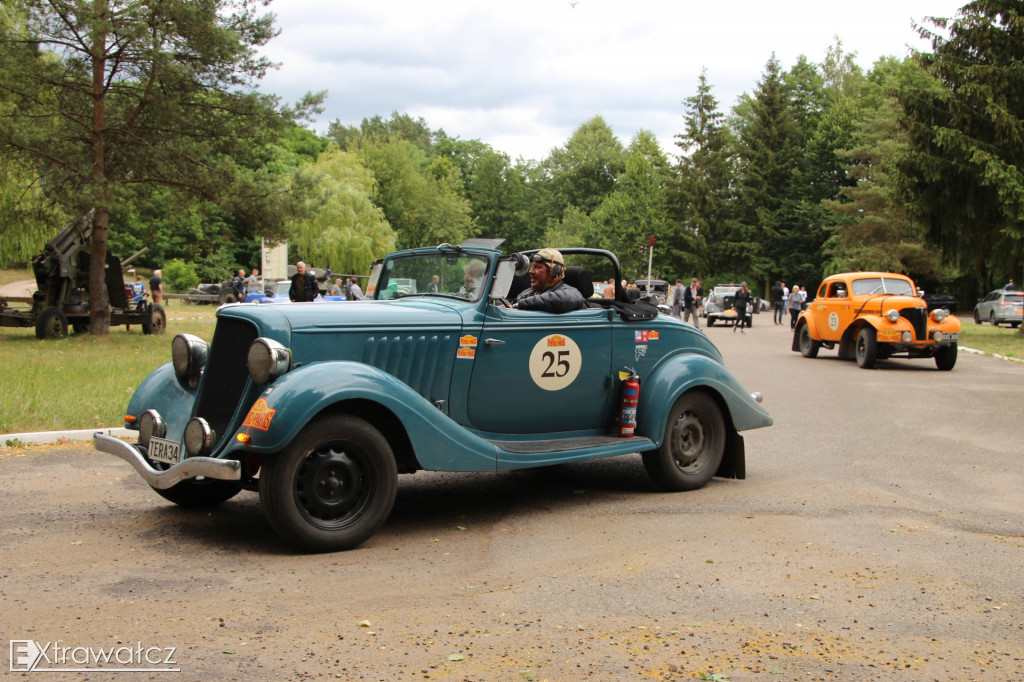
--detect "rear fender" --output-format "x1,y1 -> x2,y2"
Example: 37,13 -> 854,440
228,361 -> 499,472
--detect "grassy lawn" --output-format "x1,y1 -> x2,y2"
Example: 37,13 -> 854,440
0,303 -> 217,434
956,316 -> 1024,359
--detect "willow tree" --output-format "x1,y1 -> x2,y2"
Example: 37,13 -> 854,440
0,0 -> 298,334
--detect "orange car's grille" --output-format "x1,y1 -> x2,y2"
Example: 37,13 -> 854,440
900,308 -> 927,340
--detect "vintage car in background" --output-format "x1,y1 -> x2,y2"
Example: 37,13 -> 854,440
635,279 -> 669,306
792,271 -> 960,370
972,288 -> 1022,328
702,283 -> 761,326
95,241 -> 772,552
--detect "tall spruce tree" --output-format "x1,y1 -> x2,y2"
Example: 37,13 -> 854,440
673,69 -> 735,280
734,56 -> 801,289
898,0 -> 1024,311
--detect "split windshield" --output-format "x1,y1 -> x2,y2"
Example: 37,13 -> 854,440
373,252 -> 493,302
850,277 -> 915,296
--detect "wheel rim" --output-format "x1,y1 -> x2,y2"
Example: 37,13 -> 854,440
669,411 -> 714,472
800,326 -> 810,352
856,336 -> 866,361
294,444 -> 373,528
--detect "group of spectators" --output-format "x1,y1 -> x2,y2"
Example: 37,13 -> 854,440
771,281 -> 807,328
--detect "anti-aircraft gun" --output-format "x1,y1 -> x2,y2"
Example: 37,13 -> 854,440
0,211 -> 166,338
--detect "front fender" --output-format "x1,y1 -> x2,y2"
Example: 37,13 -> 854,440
125,362 -> 198,442
230,361 -> 500,472
635,352 -> 773,446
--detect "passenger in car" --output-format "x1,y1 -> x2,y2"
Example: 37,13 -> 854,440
514,248 -> 587,313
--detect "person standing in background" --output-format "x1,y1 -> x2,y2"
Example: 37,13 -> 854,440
788,285 -> 803,328
149,269 -> 163,305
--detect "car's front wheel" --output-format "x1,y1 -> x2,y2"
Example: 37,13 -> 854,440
260,414 -> 397,552
642,391 -> 725,491
989,312 -> 998,327
973,309 -> 981,324
934,342 -> 958,371
798,323 -> 820,358
855,327 -> 877,369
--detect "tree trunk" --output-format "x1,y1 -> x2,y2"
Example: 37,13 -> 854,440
88,0 -> 110,335
88,208 -> 111,335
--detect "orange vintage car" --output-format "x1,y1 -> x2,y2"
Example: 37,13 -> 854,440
791,272 -> 960,370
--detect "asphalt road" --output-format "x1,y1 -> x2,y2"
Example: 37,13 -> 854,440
2,317 -> 1021,681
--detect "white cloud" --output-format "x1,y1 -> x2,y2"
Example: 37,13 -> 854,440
258,0 -> 964,161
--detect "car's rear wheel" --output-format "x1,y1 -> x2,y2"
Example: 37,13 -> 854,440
855,327 -> 877,369
798,323 -> 820,358
260,414 -> 397,552
934,343 -> 958,371
642,391 -> 725,492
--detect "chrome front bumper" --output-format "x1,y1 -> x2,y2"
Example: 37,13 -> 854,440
93,432 -> 242,489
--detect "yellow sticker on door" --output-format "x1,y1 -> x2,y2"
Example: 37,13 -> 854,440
529,334 -> 582,391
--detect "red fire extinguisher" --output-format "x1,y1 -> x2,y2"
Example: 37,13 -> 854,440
619,368 -> 640,437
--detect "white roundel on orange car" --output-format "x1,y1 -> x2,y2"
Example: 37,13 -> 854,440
828,312 -> 840,331
529,334 -> 582,391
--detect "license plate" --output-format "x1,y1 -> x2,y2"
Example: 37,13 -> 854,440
943,333 -> 958,341
149,437 -> 182,465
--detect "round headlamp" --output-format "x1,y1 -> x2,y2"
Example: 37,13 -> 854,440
931,308 -> 948,322
247,338 -> 291,385
184,417 -> 215,457
902,331 -> 913,342
932,330 -> 944,343
137,409 -> 166,448
172,334 -> 209,382
886,309 -> 900,323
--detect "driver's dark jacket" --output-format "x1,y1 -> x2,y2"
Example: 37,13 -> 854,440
515,280 -> 587,313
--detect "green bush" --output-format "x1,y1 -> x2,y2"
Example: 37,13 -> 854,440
162,258 -> 199,293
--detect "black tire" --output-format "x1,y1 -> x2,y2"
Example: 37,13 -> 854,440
35,307 -> 68,339
973,310 -> 981,324
143,304 -> 167,335
259,414 -> 398,552
219,290 -> 238,305
989,312 -> 998,327
855,326 -> 877,369
934,343 -> 958,371
706,317 -> 715,327
1011,322 -> 1021,329
642,391 -> 726,492
798,323 -> 820,358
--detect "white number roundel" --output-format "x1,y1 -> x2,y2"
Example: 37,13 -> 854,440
529,334 -> 582,391
828,312 -> 840,331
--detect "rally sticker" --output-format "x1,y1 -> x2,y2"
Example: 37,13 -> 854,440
242,398 -> 276,431
529,334 -> 582,391
828,312 -> 840,331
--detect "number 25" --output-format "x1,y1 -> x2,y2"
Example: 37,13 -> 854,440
541,350 -> 570,378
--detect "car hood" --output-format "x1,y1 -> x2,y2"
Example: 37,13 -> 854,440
218,298 -> 468,338
852,295 -> 925,312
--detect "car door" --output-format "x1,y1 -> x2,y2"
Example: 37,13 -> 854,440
810,281 -> 850,342
465,305 -> 613,434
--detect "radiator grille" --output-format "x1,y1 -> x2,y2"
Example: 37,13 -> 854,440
900,307 -> 927,340
194,317 -> 258,444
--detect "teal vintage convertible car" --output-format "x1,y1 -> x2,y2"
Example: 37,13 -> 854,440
95,241 -> 772,552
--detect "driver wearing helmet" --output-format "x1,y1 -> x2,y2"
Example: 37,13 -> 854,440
515,248 -> 587,313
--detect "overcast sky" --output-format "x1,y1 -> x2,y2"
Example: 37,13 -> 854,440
257,0 -> 967,162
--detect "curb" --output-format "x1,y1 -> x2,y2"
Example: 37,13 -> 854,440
1,427 -> 132,446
